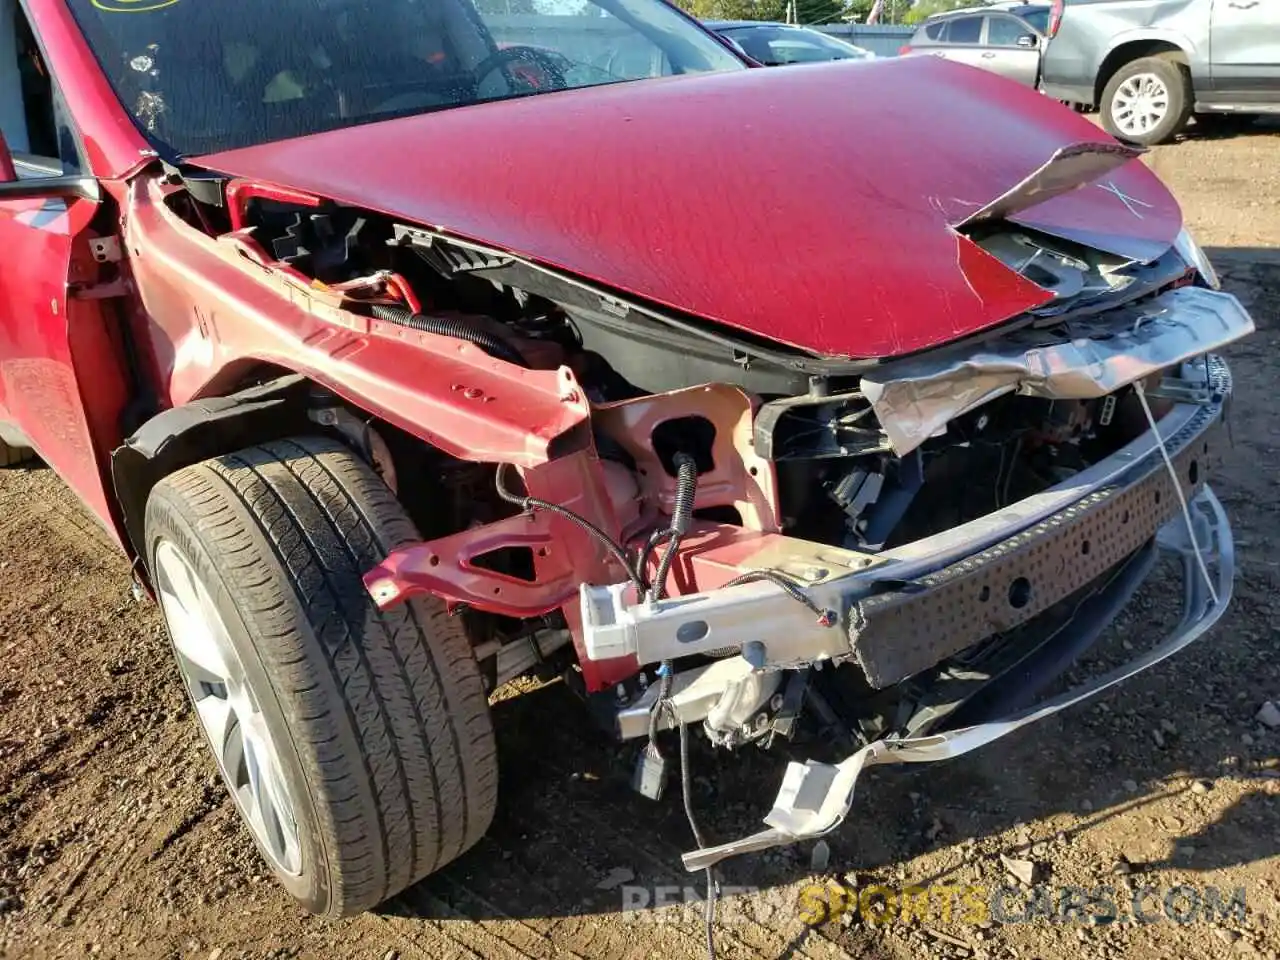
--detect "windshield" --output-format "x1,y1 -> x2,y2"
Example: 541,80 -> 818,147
67,0 -> 746,157
721,25 -> 868,65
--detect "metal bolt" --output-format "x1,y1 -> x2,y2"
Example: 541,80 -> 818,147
770,694 -> 784,712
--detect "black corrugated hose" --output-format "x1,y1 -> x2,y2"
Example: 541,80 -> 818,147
370,303 -> 528,367
641,454 -> 718,960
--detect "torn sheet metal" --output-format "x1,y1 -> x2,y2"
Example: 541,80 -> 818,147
862,286 -> 1254,457
953,140 -> 1142,229
681,487 -> 1233,873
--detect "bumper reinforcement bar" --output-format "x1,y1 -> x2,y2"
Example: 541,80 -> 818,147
681,485 -> 1234,872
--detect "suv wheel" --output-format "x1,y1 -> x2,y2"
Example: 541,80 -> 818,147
1101,57 -> 1193,146
144,436 -> 497,915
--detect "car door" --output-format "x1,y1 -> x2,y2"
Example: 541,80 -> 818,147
1208,0 -> 1280,103
0,0 -> 131,534
982,14 -> 1043,86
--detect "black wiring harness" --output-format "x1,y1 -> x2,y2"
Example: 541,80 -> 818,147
493,457 -> 839,960
495,462 -> 645,591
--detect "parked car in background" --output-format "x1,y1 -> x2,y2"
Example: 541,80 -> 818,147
1040,0 -> 1280,145
900,5 -> 1049,88
979,0 -> 1053,32
705,21 -> 876,65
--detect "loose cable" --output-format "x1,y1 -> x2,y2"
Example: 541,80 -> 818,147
722,568 -> 834,626
642,455 -> 718,960
1132,381 -> 1219,604
494,463 -> 645,592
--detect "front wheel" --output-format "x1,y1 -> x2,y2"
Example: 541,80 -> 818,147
145,436 -> 497,915
1100,57 -> 1193,146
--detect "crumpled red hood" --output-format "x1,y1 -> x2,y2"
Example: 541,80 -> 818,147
196,56 -> 1181,359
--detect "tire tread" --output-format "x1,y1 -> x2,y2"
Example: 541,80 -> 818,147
147,435 -> 496,915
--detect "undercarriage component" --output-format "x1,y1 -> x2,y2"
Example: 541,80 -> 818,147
309,405 -> 398,493
613,657 -> 781,740
473,628 -> 573,691
682,485 -> 1233,871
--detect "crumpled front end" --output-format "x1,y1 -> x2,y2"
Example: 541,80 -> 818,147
586,342 -> 1239,868
341,126 -> 1253,872
362,261 -> 1251,868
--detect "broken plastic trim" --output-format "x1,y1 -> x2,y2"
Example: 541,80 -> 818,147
681,486 -> 1234,872
861,286 -> 1253,457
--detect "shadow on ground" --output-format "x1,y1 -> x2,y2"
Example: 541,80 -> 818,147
1180,115 -> 1280,143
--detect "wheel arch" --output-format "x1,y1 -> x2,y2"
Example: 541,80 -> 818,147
111,371 -> 318,579
112,364 -> 483,587
1094,35 -> 1194,107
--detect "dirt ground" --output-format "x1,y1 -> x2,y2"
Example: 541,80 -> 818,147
3,120 -> 1280,960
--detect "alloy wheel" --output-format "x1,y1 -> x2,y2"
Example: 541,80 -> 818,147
1111,72 -> 1170,137
155,540 -> 303,877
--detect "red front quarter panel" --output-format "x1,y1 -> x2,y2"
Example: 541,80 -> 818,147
123,179 -> 591,469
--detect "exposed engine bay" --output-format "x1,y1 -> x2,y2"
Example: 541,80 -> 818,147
155,165 -> 1250,869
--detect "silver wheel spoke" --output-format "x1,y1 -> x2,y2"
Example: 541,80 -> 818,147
1113,72 -> 1170,136
195,694 -> 236,758
241,711 -> 301,874
157,545 -> 230,680
156,538 -> 303,878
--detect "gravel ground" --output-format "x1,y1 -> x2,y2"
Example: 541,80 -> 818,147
2,118 -> 1279,960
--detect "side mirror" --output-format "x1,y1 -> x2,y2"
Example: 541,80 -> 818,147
1017,34 -> 1038,48
0,131 -> 99,202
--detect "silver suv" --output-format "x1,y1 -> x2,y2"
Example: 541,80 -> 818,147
1039,0 -> 1280,145
902,5 -> 1050,89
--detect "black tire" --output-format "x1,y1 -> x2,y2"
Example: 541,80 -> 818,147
0,438 -> 34,467
1100,56 -> 1193,146
144,435 -> 497,916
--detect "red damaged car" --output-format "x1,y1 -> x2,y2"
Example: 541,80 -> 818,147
1,0 -> 1251,915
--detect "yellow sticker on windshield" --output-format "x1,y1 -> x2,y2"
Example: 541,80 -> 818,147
91,0 -> 183,12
